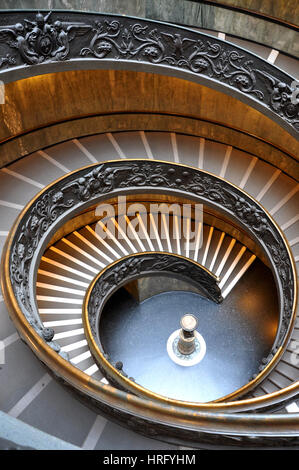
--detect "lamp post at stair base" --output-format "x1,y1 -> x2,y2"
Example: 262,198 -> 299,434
167,314 -> 206,367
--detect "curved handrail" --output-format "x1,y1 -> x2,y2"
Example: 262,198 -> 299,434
187,0 -> 299,30
84,252 -> 224,399
1,159 -> 297,413
0,11 -> 298,138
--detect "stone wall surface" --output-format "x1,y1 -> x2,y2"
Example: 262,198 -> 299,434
0,0 -> 298,56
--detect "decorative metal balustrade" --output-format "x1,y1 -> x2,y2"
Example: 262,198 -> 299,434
1,159 -> 298,446
0,9 -> 298,448
0,10 -> 298,138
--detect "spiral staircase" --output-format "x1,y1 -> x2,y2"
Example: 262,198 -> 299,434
0,4 -> 298,450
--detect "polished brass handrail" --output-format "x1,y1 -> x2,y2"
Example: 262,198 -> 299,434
83,251 -> 225,403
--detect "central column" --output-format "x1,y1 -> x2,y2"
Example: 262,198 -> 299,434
177,314 -> 198,355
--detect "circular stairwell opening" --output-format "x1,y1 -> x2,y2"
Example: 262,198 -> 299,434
99,259 -> 279,403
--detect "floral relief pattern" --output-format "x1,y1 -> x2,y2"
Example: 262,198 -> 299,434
0,12 -> 298,132
87,253 -> 222,338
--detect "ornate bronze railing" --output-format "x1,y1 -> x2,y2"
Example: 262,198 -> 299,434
84,252 -> 222,397
1,159 -> 297,418
1,158 -> 298,445
0,11 -> 298,138
0,9 -> 298,447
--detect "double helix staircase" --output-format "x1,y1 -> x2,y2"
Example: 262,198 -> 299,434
0,130 -> 298,448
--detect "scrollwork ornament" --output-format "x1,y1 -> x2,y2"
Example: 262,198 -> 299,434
0,11 -> 92,64
0,12 -> 297,133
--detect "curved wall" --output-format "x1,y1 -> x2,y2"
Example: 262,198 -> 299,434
0,70 -> 298,179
